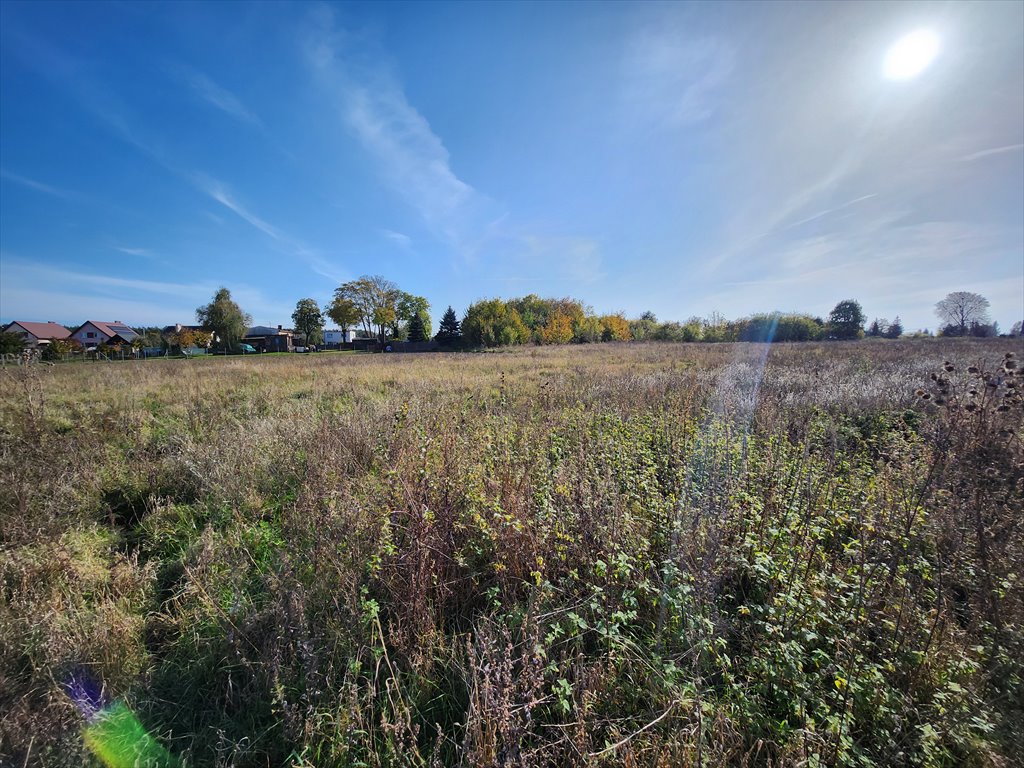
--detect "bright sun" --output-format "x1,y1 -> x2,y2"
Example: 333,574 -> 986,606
883,29 -> 940,80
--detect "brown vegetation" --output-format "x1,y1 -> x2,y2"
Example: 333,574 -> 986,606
1,339 -> 1021,766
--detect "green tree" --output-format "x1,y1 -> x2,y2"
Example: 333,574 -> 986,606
573,315 -> 604,343
0,332 -> 26,355
629,312 -> 659,341
435,306 -> 462,344
935,291 -> 990,337
828,299 -> 865,340
42,338 -> 75,361
325,296 -> 361,337
462,299 -> 528,347
396,293 -> 431,339
737,313 -> 823,342
885,316 -> 903,339
292,298 -> 325,347
407,313 -> 427,342
702,312 -> 737,342
196,288 -> 251,352
507,294 -> 550,334
136,327 -> 164,348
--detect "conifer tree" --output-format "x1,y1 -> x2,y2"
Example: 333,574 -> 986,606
435,306 -> 462,344
407,312 -> 427,342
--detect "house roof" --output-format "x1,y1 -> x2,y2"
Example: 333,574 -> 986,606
77,321 -> 140,341
3,321 -> 71,340
245,326 -> 293,337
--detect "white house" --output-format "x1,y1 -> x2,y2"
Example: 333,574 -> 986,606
70,321 -> 140,348
323,329 -> 358,345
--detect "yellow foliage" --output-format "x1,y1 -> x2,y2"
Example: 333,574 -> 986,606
541,311 -> 574,344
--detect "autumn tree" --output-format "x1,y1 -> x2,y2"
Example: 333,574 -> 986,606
935,291 -> 990,337
374,305 -> 397,341
541,310 -> 574,344
196,288 -> 251,352
599,314 -> 632,341
828,299 -> 865,340
332,275 -> 400,341
292,298 -> 325,346
173,328 -> 196,352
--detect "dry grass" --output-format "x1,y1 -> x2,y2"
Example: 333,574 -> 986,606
1,338 -> 1021,766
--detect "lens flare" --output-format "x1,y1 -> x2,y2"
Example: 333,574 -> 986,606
66,673 -> 179,768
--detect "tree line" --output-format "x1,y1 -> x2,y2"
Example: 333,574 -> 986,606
1,284 -> 1017,358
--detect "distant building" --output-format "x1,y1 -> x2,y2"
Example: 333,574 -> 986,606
70,321 -> 139,348
244,325 -> 293,352
323,329 -> 358,345
1,321 -> 71,349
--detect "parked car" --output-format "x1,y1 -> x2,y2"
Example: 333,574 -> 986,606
240,344 -> 257,354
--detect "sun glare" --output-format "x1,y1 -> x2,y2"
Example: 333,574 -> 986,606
883,29 -> 940,81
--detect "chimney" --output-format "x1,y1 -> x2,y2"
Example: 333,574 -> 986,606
277,324 -> 282,331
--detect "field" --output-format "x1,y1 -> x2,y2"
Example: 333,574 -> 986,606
1,339 -> 1022,767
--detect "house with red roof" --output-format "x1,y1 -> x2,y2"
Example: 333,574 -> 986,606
70,320 -> 140,348
1,321 -> 72,349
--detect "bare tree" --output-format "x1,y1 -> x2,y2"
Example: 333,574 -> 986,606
935,291 -> 990,337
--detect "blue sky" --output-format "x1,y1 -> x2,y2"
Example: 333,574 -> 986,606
1,0 -> 1021,331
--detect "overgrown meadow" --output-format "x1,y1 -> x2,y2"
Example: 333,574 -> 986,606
1,339 -> 1022,767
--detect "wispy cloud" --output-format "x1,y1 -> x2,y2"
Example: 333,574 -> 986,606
380,229 -> 412,248
114,246 -> 153,257
703,154 -> 864,275
195,175 -> 347,283
0,168 -> 71,198
959,144 -> 1024,162
302,10 -> 502,257
622,32 -> 734,128
783,194 -> 878,231
197,176 -> 286,241
302,7 -> 606,284
170,64 -> 263,127
0,257 -> 292,326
